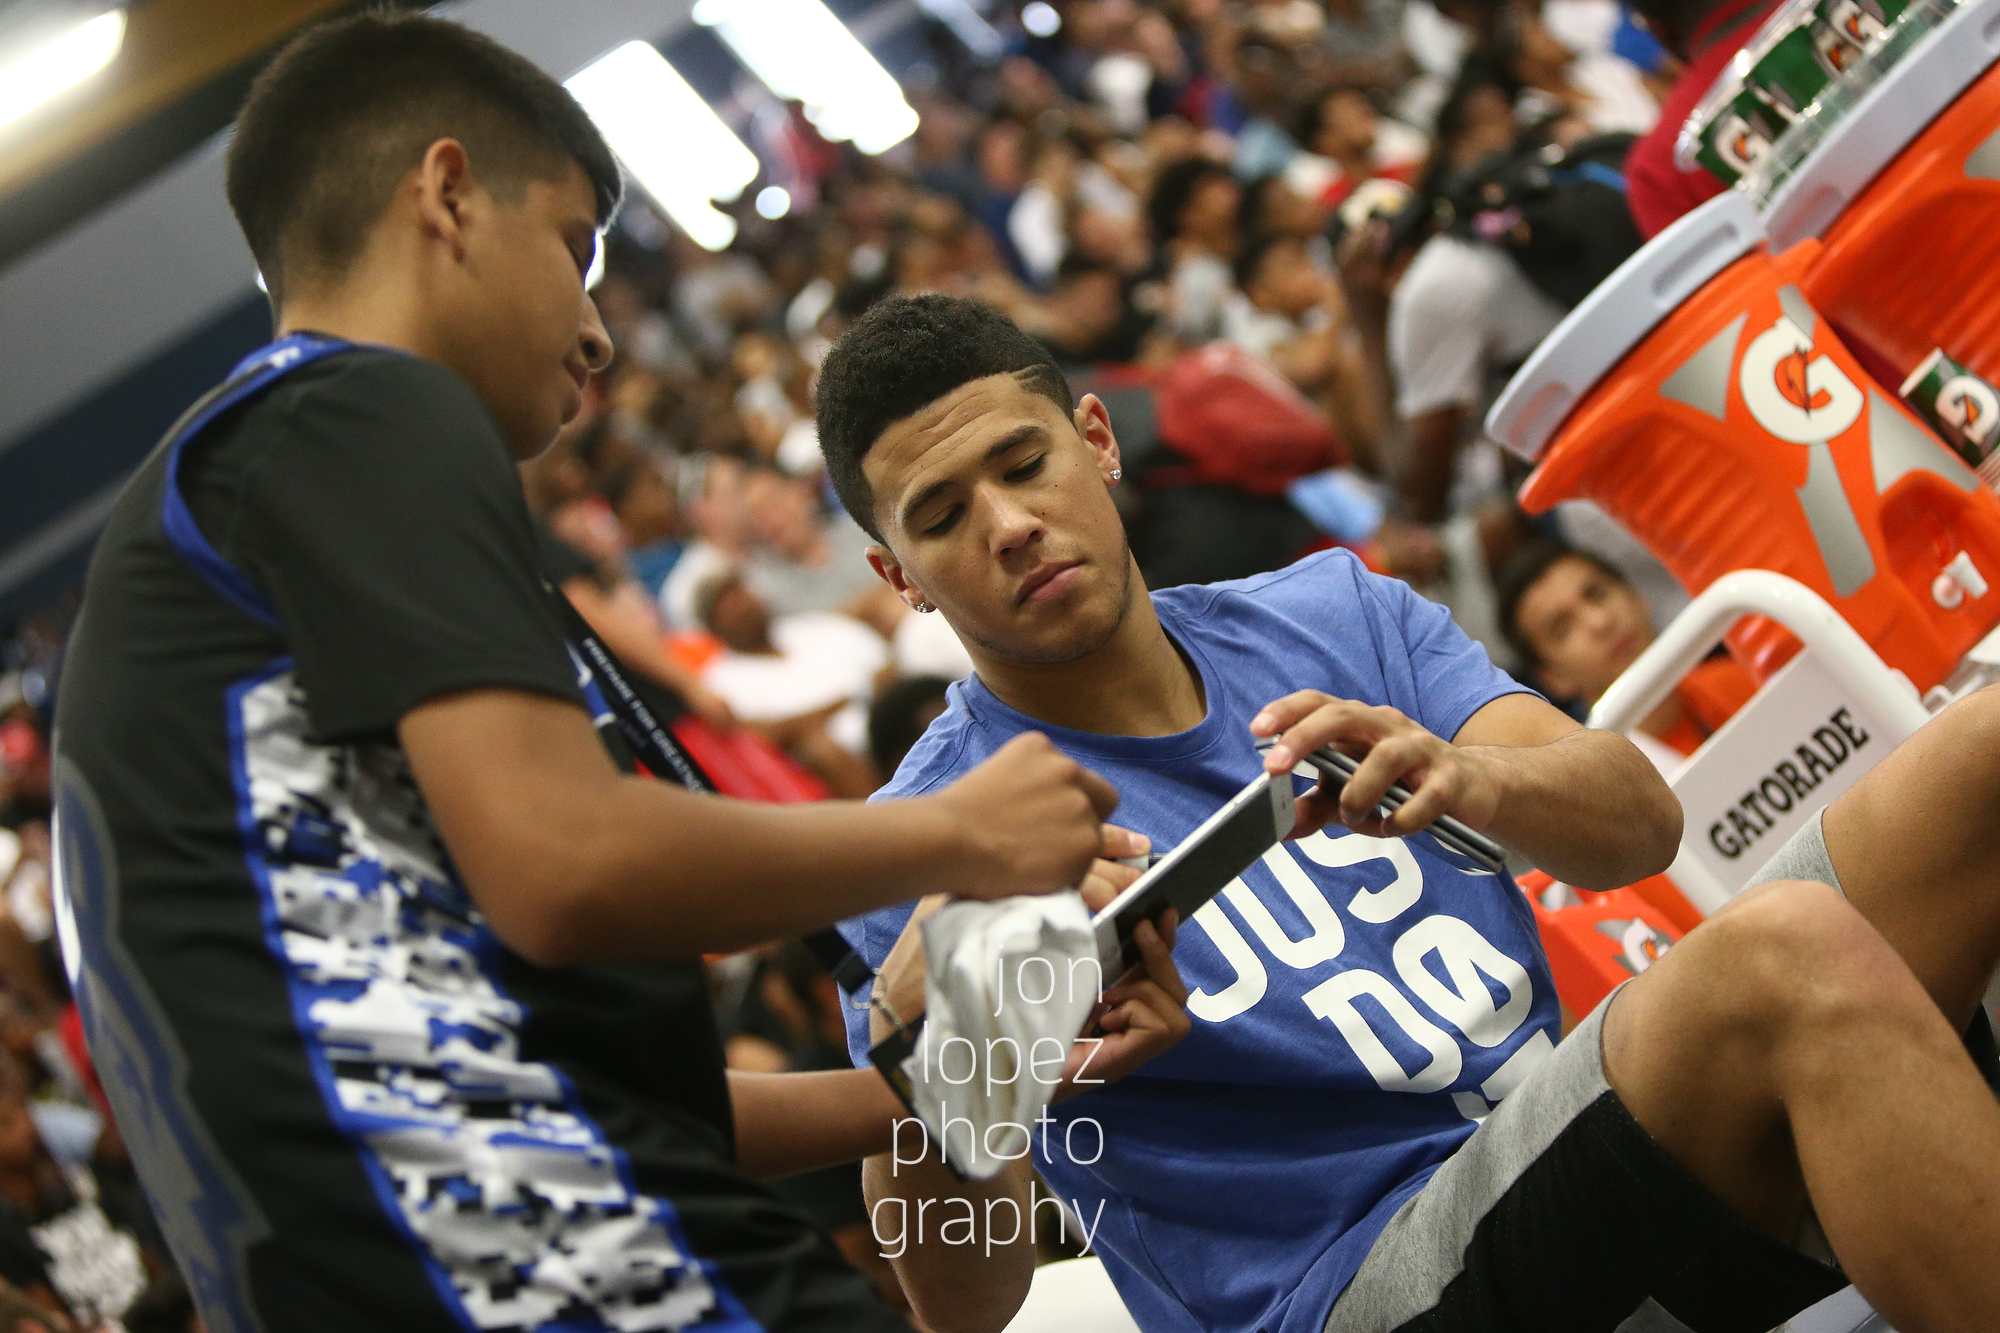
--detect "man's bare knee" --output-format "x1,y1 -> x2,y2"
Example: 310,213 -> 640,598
1612,880 -> 1857,1067
1599,881 -> 1878,1235
1609,880 -> 1912,1151
1696,880 -> 1919,1038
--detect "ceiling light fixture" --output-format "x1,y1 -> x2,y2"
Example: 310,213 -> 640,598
693,0 -> 918,156
566,40 -> 759,252
0,8 -> 126,134
754,185 -> 791,219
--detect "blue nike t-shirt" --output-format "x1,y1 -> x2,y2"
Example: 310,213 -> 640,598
839,550 -> 1561,1333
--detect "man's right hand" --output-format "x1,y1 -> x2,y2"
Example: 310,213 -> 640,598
924,733 -> 1120,902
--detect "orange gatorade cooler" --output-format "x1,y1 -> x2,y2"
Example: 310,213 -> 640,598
1518,871 -> 1686,1018
1749,0 -> 2000,379
1489,192 -> 2000,692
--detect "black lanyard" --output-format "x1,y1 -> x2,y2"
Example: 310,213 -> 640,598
548,587 -> 872,989
549,590 -> 713,794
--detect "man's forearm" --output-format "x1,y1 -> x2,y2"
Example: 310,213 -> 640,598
1470,728 -> 1681,889
863,1154 -> 1035,1333
1351,310 -> 1399,479
731,1069 -> 905,1178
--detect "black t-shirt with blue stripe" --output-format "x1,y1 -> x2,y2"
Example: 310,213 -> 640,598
55,347 -> 900,1333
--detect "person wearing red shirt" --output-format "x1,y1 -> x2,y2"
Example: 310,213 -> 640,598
1624,0 -> 1780,236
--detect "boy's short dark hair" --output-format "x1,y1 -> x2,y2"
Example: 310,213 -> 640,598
1495,540 -> 1630,668
227,12 -> 621,303
814,294 -> 1073,541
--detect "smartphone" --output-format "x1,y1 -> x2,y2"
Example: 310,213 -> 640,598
1090,771 -> 1296,974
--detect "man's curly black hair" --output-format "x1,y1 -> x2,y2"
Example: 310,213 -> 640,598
814,294 -> 1073,541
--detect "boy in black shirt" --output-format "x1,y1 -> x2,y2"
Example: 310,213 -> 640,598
52,14 -> 1134,1331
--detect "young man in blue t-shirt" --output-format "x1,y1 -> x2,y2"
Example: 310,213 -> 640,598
816,295 -> 2000,1333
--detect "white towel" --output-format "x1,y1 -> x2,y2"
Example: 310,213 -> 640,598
898,893 -> 1100,1179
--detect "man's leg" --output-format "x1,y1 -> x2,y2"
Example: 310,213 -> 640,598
1603,877 -> 2000,1333
1817,685 -> 2000,1028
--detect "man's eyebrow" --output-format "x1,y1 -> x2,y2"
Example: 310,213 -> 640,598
895,423 -> 1044,530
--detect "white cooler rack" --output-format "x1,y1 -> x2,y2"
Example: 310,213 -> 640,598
1590,570 -> 1933,912
1586,570 -> 2000,1333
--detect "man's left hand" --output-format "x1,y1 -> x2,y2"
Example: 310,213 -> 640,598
1055,910 -> 1190,1101
1251,690 -> 1500,840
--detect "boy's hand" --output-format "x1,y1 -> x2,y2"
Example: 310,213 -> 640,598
926,733 -> 1121,902
1251,690 -> 1501,840
1080,824 -> 1151,912
870,826 -> 1153,1045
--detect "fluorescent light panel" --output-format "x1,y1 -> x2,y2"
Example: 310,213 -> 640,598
693,0 -> 918,155
915,0 -> 1004,60
566,40 -> 759,251
0,8 -> 126,133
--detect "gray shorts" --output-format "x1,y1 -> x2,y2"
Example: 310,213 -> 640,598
1325,995 -> 1842,1333
1745,807 -> 1846,896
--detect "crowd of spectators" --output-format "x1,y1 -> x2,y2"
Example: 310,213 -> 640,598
0,0 -> 1714,1317
502,0 -> 1694,790
0,614 -> 195,1330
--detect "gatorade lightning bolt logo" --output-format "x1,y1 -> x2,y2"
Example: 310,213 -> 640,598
1739,312 -> 1865,442
1779,347 -> 1822,410
1940,375 -> 2000,448
1714,112 -> 1772,173
1595,918 -> 1672,977
1825,0 -> 1885,46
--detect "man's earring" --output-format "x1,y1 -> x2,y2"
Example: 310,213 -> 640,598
1110,468 -> 1122,482
914,600 -> 935,613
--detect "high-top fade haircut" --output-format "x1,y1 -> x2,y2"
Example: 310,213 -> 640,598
226,11 -> 622,305
815,294 -> 1074,541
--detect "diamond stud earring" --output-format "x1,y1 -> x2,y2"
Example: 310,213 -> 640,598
1110,468 -> 1123,481
915,600 -> 935,613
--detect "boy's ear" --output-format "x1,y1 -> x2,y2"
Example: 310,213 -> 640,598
867,545 -> 929,613
1074,393 -> 1122,481
412,137 -> 477,261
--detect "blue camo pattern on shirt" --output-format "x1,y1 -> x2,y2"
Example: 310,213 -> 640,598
840,550 -> 1561,1333
232,665 -> 741,1332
